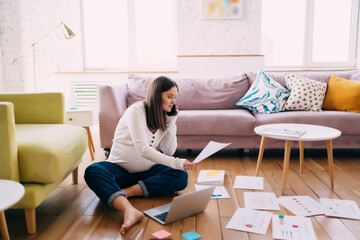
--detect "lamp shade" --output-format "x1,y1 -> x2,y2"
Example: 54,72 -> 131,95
63,23 -> 76,39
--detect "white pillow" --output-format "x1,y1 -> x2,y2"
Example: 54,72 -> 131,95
284,74 -> 327,111
236,71 -> 290,114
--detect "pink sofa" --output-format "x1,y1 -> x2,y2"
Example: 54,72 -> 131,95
98,71 -> 360,152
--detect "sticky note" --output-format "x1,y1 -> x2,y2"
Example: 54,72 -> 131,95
152,229 -> 172,239
181,231 -> 202,240
206,170 -> 221,176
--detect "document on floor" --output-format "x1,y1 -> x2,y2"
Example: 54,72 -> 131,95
272,215 -> 317,240
244,192 -> 280,210
279,196 -> 324,217
195,184 -> 230,199
320,198 -> 360,220
196,170 -> 225,185
193,141 -> 232,163
233,176 -> 264,190
226,208 -> 272,235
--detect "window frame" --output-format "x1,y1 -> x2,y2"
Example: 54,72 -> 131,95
263,0 -> 359,70
80,0 -> 178,72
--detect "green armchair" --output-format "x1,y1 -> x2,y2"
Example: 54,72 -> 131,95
0,93 -> 88,234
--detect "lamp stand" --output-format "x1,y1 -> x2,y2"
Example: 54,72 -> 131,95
32,45 -> 36,92
11,21 -> 76,92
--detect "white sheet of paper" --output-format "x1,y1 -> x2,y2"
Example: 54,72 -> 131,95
195,184 -> 230,199
320,198 -> 360,220
226,208 -> 272,235
193,141 -> 232,163
244,192 -> 280,210
233,176 -> 264,190
272,215 -> 317,240
279,196 -> 324,217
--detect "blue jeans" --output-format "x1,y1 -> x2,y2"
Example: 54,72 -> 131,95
84,161 -> 188,208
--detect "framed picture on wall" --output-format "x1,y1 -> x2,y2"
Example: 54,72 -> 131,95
202,0 -> 242,19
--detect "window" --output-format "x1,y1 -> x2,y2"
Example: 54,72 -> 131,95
81,0 -> 177,71
262,0 -> 359,69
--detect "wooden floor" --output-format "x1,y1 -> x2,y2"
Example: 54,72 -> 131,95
3,130 -> 360,240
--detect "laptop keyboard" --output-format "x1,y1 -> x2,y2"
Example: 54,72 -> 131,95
154,211 -> 168,222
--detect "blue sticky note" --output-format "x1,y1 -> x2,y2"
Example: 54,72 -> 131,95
181,231 -> 202,240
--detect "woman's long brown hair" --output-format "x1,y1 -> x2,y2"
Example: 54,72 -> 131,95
144,76 -> 178,130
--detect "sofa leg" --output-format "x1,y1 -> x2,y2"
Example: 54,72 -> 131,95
72,167 -> 78,184
24,208 -> 36,234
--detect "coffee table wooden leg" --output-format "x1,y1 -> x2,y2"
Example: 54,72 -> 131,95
0,211 -> 9,240
299,141 -> 304,173
326,139 -> 334,189
255,136 -> 267,176
282,140 -> 292,195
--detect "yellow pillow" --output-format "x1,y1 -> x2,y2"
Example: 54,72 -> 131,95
323,75 -> 360,112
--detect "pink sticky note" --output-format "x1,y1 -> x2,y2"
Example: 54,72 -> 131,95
152,229 -> 172,239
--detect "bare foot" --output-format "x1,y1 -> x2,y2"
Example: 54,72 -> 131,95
120,207 -> 144,235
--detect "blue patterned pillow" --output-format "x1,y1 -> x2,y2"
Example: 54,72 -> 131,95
236,71 -> 290,114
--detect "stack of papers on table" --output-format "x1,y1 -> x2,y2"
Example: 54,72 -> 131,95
260,128 -> 306,138
197,170 -> 225,185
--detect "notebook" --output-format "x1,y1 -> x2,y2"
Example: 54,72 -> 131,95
144,186 -> 215,225
197,170 -> 225,185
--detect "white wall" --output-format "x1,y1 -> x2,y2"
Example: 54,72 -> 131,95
0,0 -> 83,92
178,0 -> 262,55
0,0 -> 263,93
0,45 -> 4,92
357,20 -> 360,69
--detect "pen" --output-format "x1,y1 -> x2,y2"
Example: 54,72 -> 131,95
129,227 -> 141,240
212,194 -> 222,197
135,228 -> 143,240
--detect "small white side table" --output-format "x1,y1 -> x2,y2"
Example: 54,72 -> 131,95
0,180 -> 25,240
65,109 -> 95,160
254,123 -> 341,195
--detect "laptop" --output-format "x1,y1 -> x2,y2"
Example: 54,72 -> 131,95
144,186 -> 215,225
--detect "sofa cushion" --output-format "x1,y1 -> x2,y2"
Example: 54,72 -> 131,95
236,71 -> 290,114
323,75 -> 360,113
127,74 -> 249,110
284,73 -> 327,111
254,110 -> 360,135
176,109 -> 257,136
16,124 -> 88,184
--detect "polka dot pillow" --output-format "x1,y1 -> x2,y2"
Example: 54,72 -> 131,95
284,74 -> 327,111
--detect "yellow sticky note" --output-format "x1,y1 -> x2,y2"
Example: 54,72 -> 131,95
206,170 -> 222,176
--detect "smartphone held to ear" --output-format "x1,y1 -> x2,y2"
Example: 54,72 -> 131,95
167,104 -> 177,116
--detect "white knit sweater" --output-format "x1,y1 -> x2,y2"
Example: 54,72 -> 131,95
107,101 -> 185,172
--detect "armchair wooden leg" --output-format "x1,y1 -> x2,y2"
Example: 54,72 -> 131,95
72,167 -> 79,184
25,208 -> 36,234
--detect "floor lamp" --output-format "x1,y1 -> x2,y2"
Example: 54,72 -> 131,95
11,21 -> 76,92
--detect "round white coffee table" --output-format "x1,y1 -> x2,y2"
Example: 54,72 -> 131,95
254,123 -> 341,195
0,180 -> 25,240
